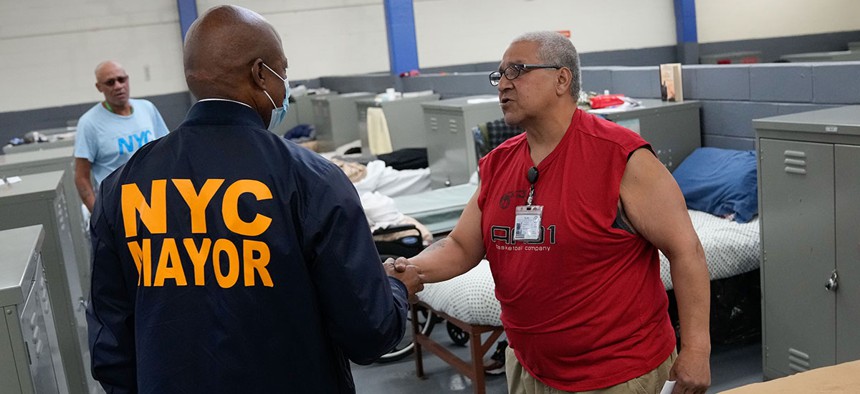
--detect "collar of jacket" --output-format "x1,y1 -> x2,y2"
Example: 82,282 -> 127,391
180,99 -> 266,129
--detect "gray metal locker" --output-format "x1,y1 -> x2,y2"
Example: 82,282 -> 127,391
0,171 -> 97,394
834,144 -> 860,363
0,146 -> 92,299
277,92 -> 335,136
422,95 -> 503,189
1,225 -> 62,394
754,105 -> 860,380
758,138 -> 835,377
356,93 -> 440,153
593,99 -> 702,172
311,92 -> 374,152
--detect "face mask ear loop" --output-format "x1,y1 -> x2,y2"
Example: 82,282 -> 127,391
261,63 -> 283,110
263,90 -> 277,110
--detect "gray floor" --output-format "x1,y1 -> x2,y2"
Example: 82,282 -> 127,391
352,327 -> 763,394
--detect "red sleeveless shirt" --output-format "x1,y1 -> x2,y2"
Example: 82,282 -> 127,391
478,109 -> 675,391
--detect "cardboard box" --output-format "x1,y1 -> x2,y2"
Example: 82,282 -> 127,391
721,360 -> 860,393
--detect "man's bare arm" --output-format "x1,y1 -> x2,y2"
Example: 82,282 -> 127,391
621,148 -> 711,393
74,158 -> 96,213
404,188 -> 486,283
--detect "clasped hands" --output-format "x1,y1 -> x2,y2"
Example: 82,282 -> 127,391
383,257 -> 424,303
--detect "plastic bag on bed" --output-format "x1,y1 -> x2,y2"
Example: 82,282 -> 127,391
668,269 -> 761,346
709,269 -> 761,344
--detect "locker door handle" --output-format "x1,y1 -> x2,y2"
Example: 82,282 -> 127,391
825,270 -> 838,292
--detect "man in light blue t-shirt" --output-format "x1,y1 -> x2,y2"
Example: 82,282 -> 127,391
74,60 -> 169,212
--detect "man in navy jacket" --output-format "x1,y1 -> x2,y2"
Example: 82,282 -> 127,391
86,5 -> 423,393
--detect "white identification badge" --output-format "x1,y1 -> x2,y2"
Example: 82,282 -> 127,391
514,205 -> 543,241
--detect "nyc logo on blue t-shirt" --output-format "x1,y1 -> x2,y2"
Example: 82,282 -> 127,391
118,129 -> 153,154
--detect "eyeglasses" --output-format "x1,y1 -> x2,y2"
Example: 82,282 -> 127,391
489,64 -> 561,86
101,75 -> 128,87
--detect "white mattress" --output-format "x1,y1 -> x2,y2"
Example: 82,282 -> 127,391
661,210 -> 760,290
418,210 -> 761,326
419,260 -> 502,327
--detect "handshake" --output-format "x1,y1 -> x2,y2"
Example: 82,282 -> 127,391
383,257 -> 425,303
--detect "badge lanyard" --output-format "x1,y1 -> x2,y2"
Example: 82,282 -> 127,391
514,166 -> 543,241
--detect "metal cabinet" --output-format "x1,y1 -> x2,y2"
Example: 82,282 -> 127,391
356,93 -> 440,153
592,99 -> 702,172
0,146 -> 91,298
0,146 -> 74,175
277,93 -> 335,136
2,126 -> 76,154
311,92 -> 374,152
0,225 -> 62,394
0,171 -> 98,393
754,105 -> 860,380
422,95 -> 503,189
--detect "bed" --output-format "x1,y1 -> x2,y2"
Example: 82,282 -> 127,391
392,183 -> 477,236
410,147 -> 762,394
660,210 -> 760,290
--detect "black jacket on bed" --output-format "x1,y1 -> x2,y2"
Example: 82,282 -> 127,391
87,100 -> 408,394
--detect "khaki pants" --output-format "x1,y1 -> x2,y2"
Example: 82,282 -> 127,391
505,347 -> 677,394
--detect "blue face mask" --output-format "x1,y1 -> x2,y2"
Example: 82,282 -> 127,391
262,63 -> 291,133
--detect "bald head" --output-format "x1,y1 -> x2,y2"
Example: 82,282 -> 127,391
183,5 -> 286,103
94,60 -> 131,109
95,60 -> 124,79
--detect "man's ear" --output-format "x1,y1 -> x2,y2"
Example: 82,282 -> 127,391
556,67 -> 572,97
95,82 -> 104,93
250,58 -> 267,90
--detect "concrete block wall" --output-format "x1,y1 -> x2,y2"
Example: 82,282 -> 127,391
311,62 -> 860,152
3,60 -> 858,156
318,74 -> 400,95
400,72 -> 497,99
582,62 -> 860,150
312,72 -> 499,100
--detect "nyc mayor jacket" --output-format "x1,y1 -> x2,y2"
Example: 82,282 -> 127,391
86,100 -> 409,393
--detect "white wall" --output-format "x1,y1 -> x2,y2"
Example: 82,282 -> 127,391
198,1 -> 390,82
2,0 -> 859,113
697,0 -> 860,43
414,0 -> 677,69
0,0 -> 186,112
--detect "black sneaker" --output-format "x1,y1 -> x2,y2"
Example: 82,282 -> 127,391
484,340 -> 507,375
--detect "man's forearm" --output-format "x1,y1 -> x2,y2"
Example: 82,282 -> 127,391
75,178 -> 96,212
408,236 -> 482,283
83,193 -> 95,213
670,253 -> 711,351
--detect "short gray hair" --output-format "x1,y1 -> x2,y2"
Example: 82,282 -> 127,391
511,31 -> 581,98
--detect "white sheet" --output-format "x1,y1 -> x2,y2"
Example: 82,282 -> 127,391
661,210 -> 760,290
353,160 -> 431,197
320,141 -> 432,198
419,210 -> 761,325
